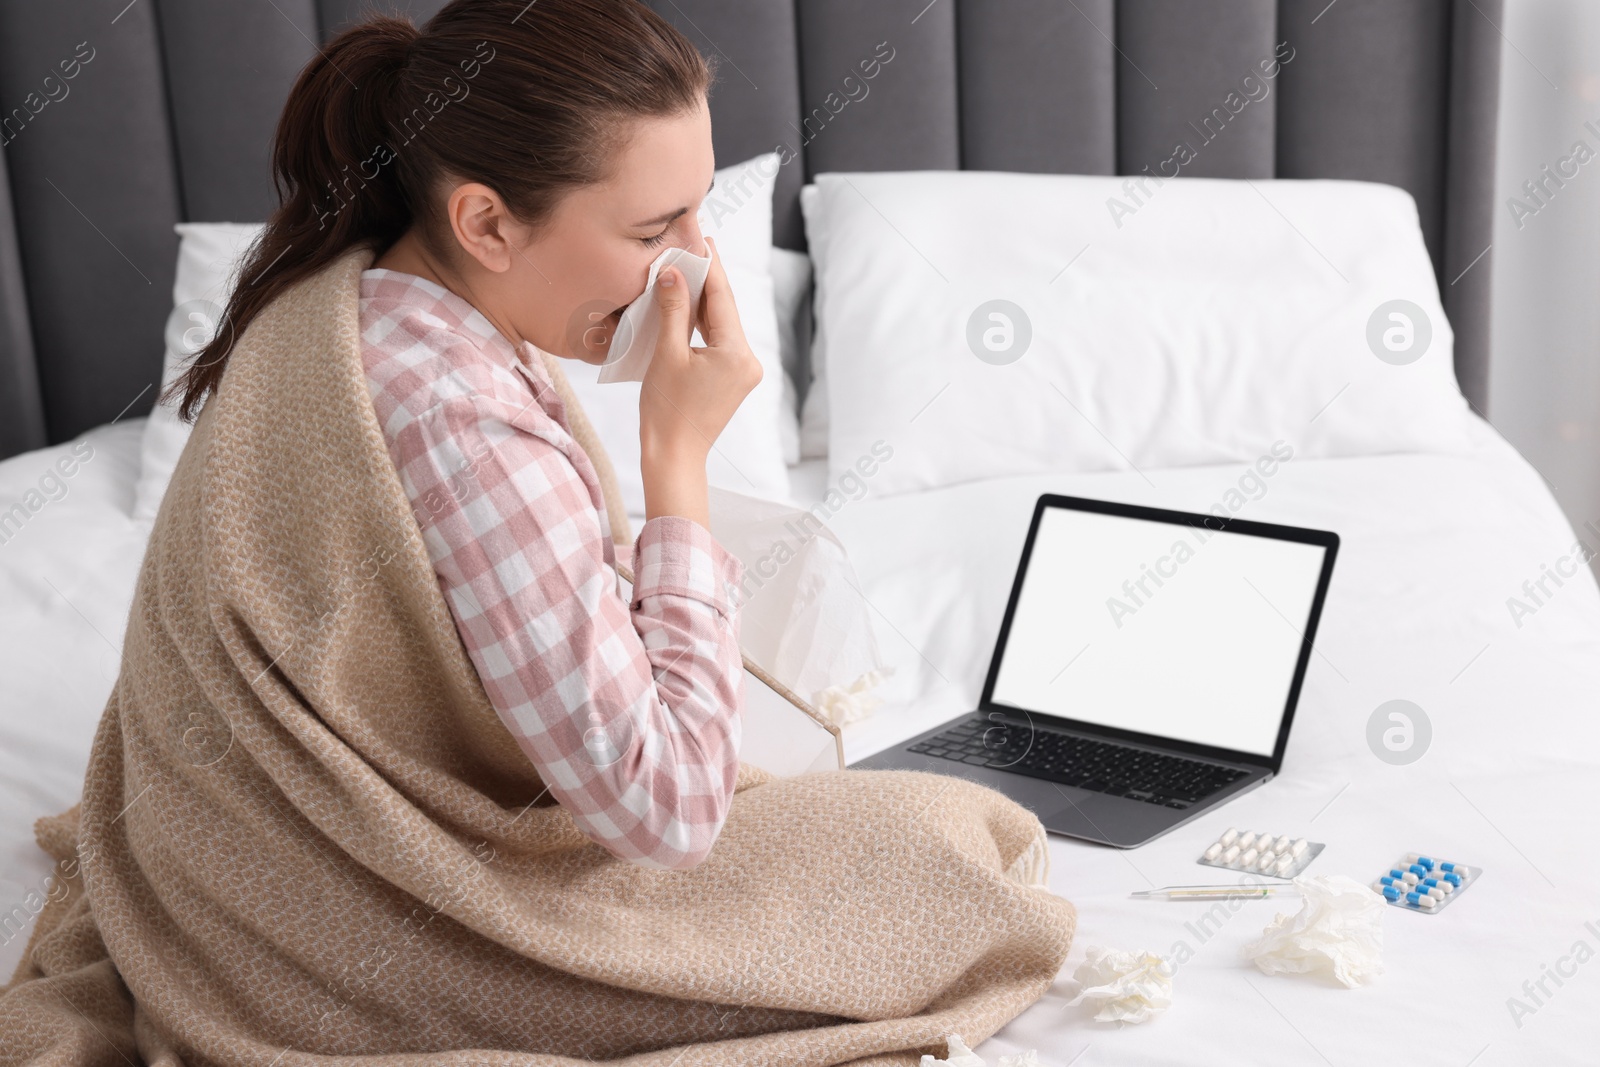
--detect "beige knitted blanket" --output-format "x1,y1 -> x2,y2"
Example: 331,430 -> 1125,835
0,246 -> 1076,1065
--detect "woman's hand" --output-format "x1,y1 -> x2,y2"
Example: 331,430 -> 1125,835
638,235 -> 762,529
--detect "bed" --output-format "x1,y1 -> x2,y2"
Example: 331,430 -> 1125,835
8,408 -> 1600,1062
12,0 -> 1598,1064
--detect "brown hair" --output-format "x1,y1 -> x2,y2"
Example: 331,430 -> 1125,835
164,0 -> 714,423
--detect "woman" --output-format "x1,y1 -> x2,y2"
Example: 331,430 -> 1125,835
0,2 -> 1075,1063
173,0 -> 760,872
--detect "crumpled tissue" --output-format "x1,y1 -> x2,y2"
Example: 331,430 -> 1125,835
706,485 -> 892,725
597,244 -> 713,383
811,667 -> 891,726
1241,874 -> 1386,987
1066,946 -> 1174,1023
919,1034 -> 1040,1067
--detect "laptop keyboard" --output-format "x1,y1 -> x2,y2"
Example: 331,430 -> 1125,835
907,717 -> 1250,809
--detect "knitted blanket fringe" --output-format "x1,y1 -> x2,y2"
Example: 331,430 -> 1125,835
0,245 -> 1076,1066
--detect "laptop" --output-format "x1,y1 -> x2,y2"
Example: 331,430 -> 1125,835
850,493 -> 1339,848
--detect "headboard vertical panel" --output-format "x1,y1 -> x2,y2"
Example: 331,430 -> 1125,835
794,0 -> 960,181
1443,0 -> 1505,416
643,0 -> 806,250
318,0 -> 452,38
1115,0 -> 1279,180
157,0 -> 320,223
1275,0 -> 1451,277
0,2 -> 181,446
957,0 -> 1117,176
0,146 -> 46,458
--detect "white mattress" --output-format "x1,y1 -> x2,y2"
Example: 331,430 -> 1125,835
5,415 -> 1599,1064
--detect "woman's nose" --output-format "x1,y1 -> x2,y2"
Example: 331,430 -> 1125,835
682,217 -> 707,257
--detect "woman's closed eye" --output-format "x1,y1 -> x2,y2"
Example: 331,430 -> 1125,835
640,227 -> 670,247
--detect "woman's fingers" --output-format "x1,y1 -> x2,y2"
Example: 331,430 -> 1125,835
653,263 -> 692,364
695,236 -> 746,351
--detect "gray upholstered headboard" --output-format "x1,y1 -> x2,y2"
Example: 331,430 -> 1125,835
0,0 -> 1502,463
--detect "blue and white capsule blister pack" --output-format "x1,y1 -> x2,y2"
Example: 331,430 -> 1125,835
1371,853 -> 1479,914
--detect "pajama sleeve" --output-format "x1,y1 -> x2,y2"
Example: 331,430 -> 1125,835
392,392 -> 747,870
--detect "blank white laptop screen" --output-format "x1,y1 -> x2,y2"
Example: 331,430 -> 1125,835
989,506 -> 1329,758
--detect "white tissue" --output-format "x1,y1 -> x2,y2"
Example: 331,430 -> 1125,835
597,244 -> 712,383
810,667 -> 890,727
918,1034 -> 1040,1067
1066,946 -> 1174,1024
1241,874 -> 1386,988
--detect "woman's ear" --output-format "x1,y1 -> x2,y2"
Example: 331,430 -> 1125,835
446,181 -> 518,273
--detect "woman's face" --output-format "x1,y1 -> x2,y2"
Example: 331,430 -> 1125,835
446,97 -> 715,364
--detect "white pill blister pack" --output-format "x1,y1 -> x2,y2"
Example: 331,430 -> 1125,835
1371,852 -> 1479,915
1197,827 -> 1323,879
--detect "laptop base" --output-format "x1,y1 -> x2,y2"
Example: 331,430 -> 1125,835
849,713 -> 1272,848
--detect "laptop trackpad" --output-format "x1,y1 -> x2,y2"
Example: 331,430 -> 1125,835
1043,789 -> 1122,838
950,764 -> 1119,833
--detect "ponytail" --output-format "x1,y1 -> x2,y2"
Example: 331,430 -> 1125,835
163,0 -> 713,424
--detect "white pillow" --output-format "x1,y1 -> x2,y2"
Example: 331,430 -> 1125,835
768,246 -> 811,466
134,151 -> 795,524
561,150 -> 791,518
133,222 -> 261,522
801,172 -> 1473,497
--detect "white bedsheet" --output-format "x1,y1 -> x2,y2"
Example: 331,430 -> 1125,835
1,420 -> 149,975
791,416 -> 1600,1064
4,414 -> 1599,1064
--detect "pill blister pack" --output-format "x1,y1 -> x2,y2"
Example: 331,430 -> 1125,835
1371,853 -> 1478,914
1197,827 -> 1323,878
